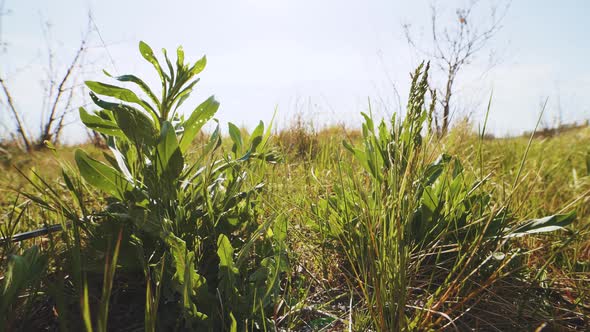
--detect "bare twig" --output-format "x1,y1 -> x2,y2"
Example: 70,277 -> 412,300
404,0 -> 511,135
0,75 -> 32,151
40,30 -> 89,146
1,8 -> 92,150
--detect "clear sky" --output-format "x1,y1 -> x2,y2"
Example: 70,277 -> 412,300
1,0 -> 589,142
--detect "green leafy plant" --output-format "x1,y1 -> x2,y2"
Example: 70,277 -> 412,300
55,41 -> 287,330
315,63 -> 576,331
4,44 -> 586,332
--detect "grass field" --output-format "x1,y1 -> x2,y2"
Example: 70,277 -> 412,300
1,45 -> 589,331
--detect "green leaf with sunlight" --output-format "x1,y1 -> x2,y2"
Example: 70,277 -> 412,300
85,81 -> 157,120
103,70 -> 161,110
189,55 -> 207,77
139,41 -> 166,83
75,149 -> 131,200
228,123 -> 243,154
156,121 -> 184,177
79,107 -> 125,138
179,96 -> 219,153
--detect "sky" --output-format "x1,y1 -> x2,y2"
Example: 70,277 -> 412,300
1,0 -> 589,142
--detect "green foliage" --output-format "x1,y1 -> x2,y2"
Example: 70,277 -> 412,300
316,62 -> 577,331
71,41 -> 286,330
2,51 -> 587,331
0,246 -> 47,332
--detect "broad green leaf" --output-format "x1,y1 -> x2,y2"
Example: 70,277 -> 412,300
79,107 -> 124,138
360,112 -> 374,133
505,212 -> 576,238
164,233 -> 209,321
164,233 -> 206,290
217,234 -> 238,275
179,96 -> 219,153
86,81 -> 141,105
217,234 -> 239,304
139,41 -> 165,84
156,121 -> 184,177
103,70 -> 160,110
228,123 -> 243,154
113,104 -> 158,147
89,92 -> 159,142
102,152 -> 120,170
378,120 -> 389,143
422,154 -> 451,186
85,81 -> 157,120
75,149 -> 130,200
421,187 -> 439,214
250,121 -> 264,152
343,140 -> 381,181
176,46 -> 185,69
188,55 -> 207,78
88,91 -> 129,112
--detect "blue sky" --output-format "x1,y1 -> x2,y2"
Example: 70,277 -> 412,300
1,0 -> 589,141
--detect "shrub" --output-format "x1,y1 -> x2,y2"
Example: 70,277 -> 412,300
276,112 -> 318,160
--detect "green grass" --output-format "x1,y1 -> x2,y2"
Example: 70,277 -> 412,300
1,46 -> 589,331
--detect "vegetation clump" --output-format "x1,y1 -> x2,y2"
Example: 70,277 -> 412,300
0,46 -> 588,331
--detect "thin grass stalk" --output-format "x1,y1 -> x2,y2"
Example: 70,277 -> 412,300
97,228 -> 123,332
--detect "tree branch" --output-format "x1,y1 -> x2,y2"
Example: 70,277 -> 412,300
0,75 -> 32,151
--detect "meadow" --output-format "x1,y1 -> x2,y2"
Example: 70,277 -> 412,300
0,43 -> 589,331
